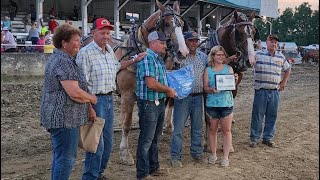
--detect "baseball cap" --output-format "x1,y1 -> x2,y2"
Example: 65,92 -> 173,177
92,18 -> 114,30
3,27 -> 9,31
184,31 -> 199,40
148,31 -> 168,42
267,34 -> 279,41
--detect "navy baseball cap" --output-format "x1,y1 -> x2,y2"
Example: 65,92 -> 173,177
184,31 -> 199,40
148,31 -> 168,42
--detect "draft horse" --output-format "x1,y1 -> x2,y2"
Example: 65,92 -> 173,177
202,11 -> 257,151
114,0 -> 189,165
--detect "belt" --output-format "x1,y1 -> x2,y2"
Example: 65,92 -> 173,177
190,92 -> 203,97
96,91 -> 113,96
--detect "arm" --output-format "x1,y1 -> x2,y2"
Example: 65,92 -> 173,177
145,76 -> 176,98
119,52 -> 147,70
60,80 -> 97,104
279,68 -> 291,91
203,68 -> 218,94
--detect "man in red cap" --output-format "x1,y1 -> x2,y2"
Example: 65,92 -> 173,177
76,18 -> 146,179
249,34 -> 291,148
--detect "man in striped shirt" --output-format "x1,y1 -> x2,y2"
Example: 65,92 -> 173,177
249,34 -> 291,148
76,18 -> 146,179
135,31 -> 176,180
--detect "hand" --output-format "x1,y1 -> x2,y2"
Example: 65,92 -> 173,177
88,106 -> 96,122
229,55 -> 238,62
234,73 -> 239,83
91,95 -> 97,104
166,87 -> 177,98
279,81 -> 286,91
134,52 -> 147,62
211,87 -> 219,94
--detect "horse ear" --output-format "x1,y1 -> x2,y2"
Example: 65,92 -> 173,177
249,11 -> 256,22
233,11 -> 238,20
173,1 -> 180,15
156,0 -> 165,13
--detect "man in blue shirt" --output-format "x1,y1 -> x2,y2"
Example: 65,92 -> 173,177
135,31 -> 176,180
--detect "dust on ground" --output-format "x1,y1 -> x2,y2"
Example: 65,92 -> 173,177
1,65 -> 319,180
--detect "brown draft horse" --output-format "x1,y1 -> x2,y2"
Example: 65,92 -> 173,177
114,0 -> 189,165
302,49 -> 319,64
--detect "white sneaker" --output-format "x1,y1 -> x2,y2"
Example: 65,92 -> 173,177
220,159 -> 229,167
208,154 -> 218,164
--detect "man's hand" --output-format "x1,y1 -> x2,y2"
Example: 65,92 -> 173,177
166,87 -> 177,98
279,80 -> 287,91
88,104 -> 96,122
133,52 -> 147,63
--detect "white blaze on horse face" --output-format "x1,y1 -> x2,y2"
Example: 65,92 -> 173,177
175,27 -> 189,57
246,26 -> 256,65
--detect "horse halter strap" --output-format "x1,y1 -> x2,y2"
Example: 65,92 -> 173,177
158,6 -> 183,38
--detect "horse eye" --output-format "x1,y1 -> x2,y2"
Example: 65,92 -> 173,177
165,23 -> 170,27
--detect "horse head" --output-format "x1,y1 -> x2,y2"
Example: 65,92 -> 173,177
218,11 -> 256,72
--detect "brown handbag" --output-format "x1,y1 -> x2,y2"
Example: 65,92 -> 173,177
79,117 -> 105,153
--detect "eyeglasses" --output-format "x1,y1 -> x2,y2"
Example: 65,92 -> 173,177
214,53 -> 225,57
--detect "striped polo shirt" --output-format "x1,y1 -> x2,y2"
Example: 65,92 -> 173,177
136,48 -> 168,101
254,49 -> 291,90
76,41 -> 121,94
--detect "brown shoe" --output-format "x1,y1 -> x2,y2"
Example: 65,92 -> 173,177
138,175 -> 155,180
150,168 -> 169,176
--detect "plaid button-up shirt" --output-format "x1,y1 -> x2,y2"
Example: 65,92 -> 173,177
136,48 -> 168,101
76,41 -> 121,94
179,50 -> 208,94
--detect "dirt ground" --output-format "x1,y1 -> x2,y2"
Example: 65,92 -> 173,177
1,64 -> 319,180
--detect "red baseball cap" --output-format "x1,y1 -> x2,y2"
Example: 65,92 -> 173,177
92,18 -> 114,30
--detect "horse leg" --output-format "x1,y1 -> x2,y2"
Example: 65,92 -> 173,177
117,69 -> 136,166
119,91 -> 136,165
163,98 -> 174,133
203,94 -> 212,153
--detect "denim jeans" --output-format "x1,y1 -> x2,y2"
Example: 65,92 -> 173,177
136,98 -> 165,179
170,95 -> 204,160
250,89 -> 280,141
50,127 -> 79,180
82,95 -> 114,180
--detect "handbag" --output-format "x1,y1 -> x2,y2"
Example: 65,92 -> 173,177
79,117 -> 105,153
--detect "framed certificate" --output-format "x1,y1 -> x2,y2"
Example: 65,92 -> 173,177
215,74 -> 236,91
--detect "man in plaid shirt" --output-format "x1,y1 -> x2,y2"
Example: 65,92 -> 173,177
76,18 -> 146,180
135,31 -> 176,180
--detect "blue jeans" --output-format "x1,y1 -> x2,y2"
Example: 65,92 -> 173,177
170,95 -> 204,160
82,95 -> 114,180
136,98 -> 165,179
250,89 -> 280,141
50,128 -> 79,180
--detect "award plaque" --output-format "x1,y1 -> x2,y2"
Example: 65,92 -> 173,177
215,74 -> 236,91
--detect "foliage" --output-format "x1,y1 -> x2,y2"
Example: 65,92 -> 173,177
254,2 -> 319,46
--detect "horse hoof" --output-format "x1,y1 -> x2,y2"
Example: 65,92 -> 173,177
120,150 -> 135,166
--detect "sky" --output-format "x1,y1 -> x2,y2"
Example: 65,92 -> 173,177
278,0 -> 319,11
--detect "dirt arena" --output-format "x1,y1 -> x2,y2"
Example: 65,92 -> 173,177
1,64 -> 319,180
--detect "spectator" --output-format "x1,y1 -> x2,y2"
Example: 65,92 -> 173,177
249,35 -> 291,148
73,6 -> 79,20
48,16 -> 59,33
2,27 -> 17,52
44,30 -> 53,45
30,4 -> 36,22
2,16 -> 12,30
75,18 -> 146,179
1,30 -> 5,52
22,14 -> 32,32
36,34 -> 45,52
8,0 -> 18,21
40,23 -> 97,180
28,22 -> 40,45
203,45 -> 238,167
49,7 -> 57,17
170,31 -> 207,168
40,19 -> 48,36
